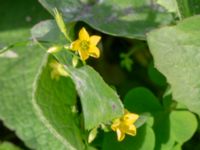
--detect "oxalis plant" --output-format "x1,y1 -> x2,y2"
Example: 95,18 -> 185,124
0,0 -> 200,150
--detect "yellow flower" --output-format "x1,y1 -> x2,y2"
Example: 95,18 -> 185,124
111,109 -> 139,141
71,27 -> 101,61
49,60 -> 69,80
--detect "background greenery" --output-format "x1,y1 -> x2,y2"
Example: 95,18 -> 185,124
1,0 -> 200,150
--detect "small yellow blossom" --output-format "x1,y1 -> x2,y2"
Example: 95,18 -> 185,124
111,109 -> 139,141
71,27 -> 101,61
49,60 -> 69,80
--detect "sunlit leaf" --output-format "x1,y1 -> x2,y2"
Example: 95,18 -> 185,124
147,15 -> 200,116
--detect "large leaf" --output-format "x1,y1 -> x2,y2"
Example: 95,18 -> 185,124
31,19 -> 75,44
0,29 -> 67,149
147,15 -> 200,116
31,20 -> 66,43
64,64 -> 124,130
33,56 -> 85,150
39,0 -> 173,40
102,124 -> 155,150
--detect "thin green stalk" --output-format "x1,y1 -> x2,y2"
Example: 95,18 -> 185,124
0,41 -> 29,54
176,0 -> 192,19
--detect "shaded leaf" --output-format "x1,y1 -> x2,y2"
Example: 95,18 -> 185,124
39,0 -> 173,39
124,87 -> 163,114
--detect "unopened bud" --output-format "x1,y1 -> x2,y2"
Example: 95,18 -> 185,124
72,55 -> 79,67
47,45 -> 62,53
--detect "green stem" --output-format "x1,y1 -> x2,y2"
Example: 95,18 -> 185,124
127,44 -> 146,57
176,0 -> 192,19
0,41 -> 29,54
64,32 -> 72,43
32,38 -> 46,50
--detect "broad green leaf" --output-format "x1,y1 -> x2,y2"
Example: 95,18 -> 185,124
33,56 -> 84,150
0,142 -> 22,150
147,15 -> 200,116
102,124 -> 155,150
124,87 -> 162,114
31,20 -> 66,43
170,111 -> 197,143
66,65 -> 123,130
39,0 -> 173,40
0,29 -> 69,150
31,20 -> 75,44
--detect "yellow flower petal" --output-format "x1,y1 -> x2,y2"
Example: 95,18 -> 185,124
79,49 -> 89,61
116,129 -> 125,142
89,46 -> 100,58
90,35 -> 101,46
111,119 -> 121,131
123,113 -> 139,124
79,27 -> 90,41
125,124 -> 137,136
71,40 -> 80,51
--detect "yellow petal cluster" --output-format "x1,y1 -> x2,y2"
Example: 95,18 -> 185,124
49,60 -> 69,80
71,27 -> 101,61
111,109 -> 139,141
